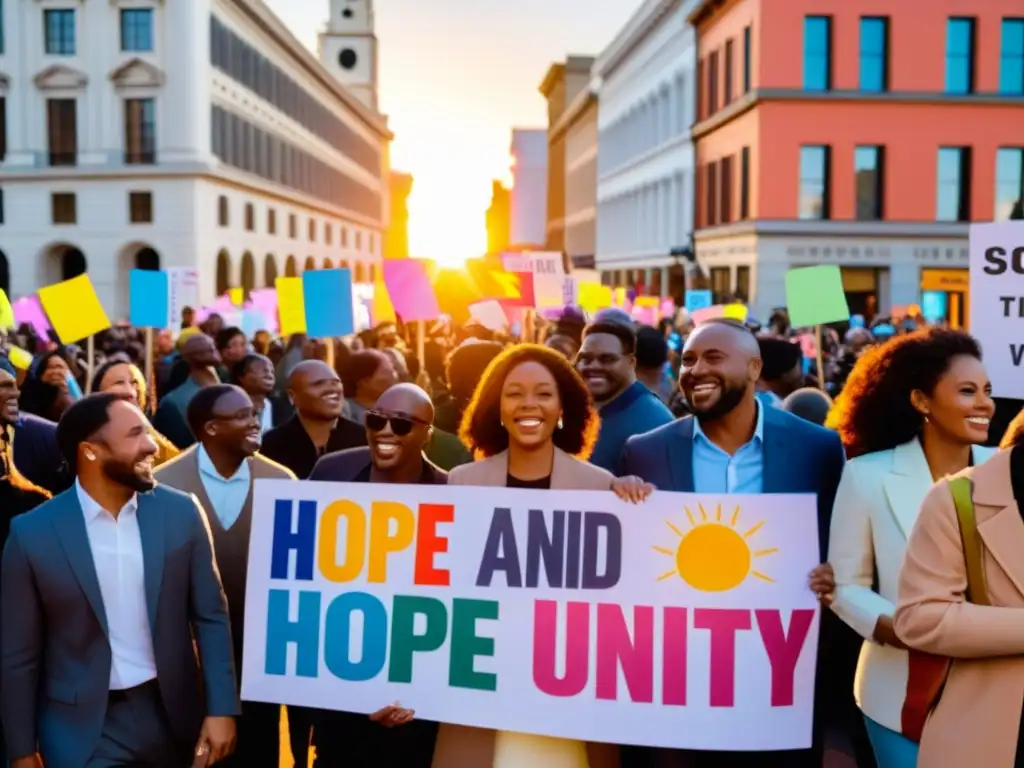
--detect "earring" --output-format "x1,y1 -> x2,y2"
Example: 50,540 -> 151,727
557,416 -> 564,430
85,452 -> 96,461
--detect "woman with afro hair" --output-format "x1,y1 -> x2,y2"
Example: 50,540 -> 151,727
822,328 -> 995,766
432,343 -> 652,768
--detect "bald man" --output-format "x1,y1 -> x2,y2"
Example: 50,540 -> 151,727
618,318 -> 859,768
259,360 -> 367,481
153,332 -> 222,448
306,383 -> 443,767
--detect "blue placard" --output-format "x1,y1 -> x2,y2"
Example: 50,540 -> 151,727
302,268 -> 354,338
921,291 -> 947,322
685,290 -> 713,313
128,269 -> 169,328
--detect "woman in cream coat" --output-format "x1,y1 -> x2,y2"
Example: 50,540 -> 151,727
825,329 -> 994,766
434,344 -> 651,768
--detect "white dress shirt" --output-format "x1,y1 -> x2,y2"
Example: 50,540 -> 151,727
75,481 -> 157,690
259,399 -> 273,436
197,445 -> 251,530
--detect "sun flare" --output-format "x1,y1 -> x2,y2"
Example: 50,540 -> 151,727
653,503 -> 777,592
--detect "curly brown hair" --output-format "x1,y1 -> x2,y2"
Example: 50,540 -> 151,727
825,328 -> 983,458
458,344 -> 600,460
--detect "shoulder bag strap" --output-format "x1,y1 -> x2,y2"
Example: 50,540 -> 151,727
947,476 -> 990,606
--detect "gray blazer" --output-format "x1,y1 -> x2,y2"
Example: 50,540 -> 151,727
0,484 -> 240,767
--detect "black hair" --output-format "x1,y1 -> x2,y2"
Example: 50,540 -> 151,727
758,338 -> 803,381
582,320 -> 637,355
446,341 -> 504,405
231,354 -> 265,383
91,358 -> 132,393
635,325 -> 669,368
214,326 -> 244,351
55,393 -> 122,474
186,384 -> 240,439
782,387 -> 833,427
339,350 -> 387,397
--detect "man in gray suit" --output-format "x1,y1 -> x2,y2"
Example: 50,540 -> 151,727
1,393 -> 240,768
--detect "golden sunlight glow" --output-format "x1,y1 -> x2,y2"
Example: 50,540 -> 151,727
654,503 -> 777,592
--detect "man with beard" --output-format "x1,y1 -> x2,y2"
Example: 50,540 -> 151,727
154,333 -> 222,449
1,393 -> 239,768
619,319 -> 849,768
156,384 -> 295,766
308,382 -> 440,767
577,320 -> 673,472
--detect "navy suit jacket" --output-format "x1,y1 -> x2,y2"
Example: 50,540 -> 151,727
1,485 -> 239,766
12,414 -> 67,494
619,404 -> 845,559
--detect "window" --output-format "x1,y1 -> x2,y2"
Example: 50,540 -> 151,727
124,98 -> 156,164
708,51 -> 720,113
743,26 -> 752,93
936,147 -> 972,221
0,189 -> 5,224
995,148 -> 1024,220
325,223 -> 333,245
355,231 -> 363,250
341,227 -> 348,247
946,18 -> 976,94
308,218 -> 316,242
803,16 -> 831,91
724,40 -> 734,104
859,18 -> 889,91
0,0 -> 5,55
799,145 -> 831,220
268,208 -> 277,234
120,9 -> 153,52
46,99 -> 77,166
244,203 -> 254,231
1001,19 -> 1024,95
854,146 -> 885,220
218,195 -> 229,226
706,162 -> 718,226
710,267 -> 730,303
0,97 -> 6,162
696,60 -> 705,120
720,155 -> 733,224
289,214 -> 297,239
129,192 -> 153,224
736,266 -> 750,302
740,146 -> 750,219
44,9 -> 75,55
51,192 -> 76,224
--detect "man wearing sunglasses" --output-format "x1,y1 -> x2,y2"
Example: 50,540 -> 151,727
307,382 -> 444,766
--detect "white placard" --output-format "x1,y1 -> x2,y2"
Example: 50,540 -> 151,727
241,482 -> 820,752
969,221 -> 1024,398
501,252 -> 564,276
167,267 -> 199,330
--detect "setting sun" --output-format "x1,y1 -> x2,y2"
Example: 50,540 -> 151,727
654,504 -> 778,592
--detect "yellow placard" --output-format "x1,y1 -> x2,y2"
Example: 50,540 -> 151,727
7,346 -> 32,371
228,287 -> 244,306
275,277 -> 306,336
635,296 -> 660,308
578,283 -> 612,312
371,274 -> 397,325
723,303 -> 749,321
0,290 -> 14,330
37,274 -> 111,343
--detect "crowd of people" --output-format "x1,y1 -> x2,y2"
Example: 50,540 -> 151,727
0,297 -> 1021,768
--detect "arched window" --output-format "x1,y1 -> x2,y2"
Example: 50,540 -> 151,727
304,256 -> 315,271
264,254 -> 278,287
241,252 -> 255,298
285,256 -> 297,277
135,247 -> 160,270
216,250 -> 231,295
0,251 -> 9,296
62,248 -> 87,280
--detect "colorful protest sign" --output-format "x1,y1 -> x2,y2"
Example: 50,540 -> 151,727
242,482 -> 820,751
0,290 -> 14,330
382,260 -> 441,322
275,277 -> 307,336
38,274 -> 111,343
501,252 -> 563,276
685,290 -> 713,314
303,269 -> 355,338
13,296 -> 51,338
577,283 -> 612,312
920,291 -> 947,323
128,269 -> 170,328
167,267 -> 199,328
969,221 -> 1024,397
784,266 -> 850,328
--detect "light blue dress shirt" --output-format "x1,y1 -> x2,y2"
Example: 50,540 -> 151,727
692,399 -> 765,494
197,445 -> 251,530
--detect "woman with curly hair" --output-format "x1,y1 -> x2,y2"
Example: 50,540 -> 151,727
434,343 -> 651,768
822,328 -> 994,766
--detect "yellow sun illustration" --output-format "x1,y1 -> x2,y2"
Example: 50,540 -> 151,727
653,503 -> 777,592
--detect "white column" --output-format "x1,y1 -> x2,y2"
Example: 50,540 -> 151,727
161,0 -> 212,163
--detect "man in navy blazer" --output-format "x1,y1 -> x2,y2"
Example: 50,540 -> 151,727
619,320 -> 853,768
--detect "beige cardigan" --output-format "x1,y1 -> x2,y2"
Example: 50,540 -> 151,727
895,448 -> 1024,767
447,447 -> 614,491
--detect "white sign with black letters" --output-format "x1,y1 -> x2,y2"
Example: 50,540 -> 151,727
970,222 -> 1024,398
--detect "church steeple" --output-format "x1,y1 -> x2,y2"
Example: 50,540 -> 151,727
318,0 -> 379,111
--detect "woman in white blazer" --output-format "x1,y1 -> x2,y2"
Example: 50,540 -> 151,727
824,328 -> 994,767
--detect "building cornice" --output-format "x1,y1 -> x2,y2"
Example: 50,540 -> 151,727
592,0 -> 695,82
226,0 -> 392,140
539,63 -> 565,98
692,88 -> 1024,140
694,219 -> 971,240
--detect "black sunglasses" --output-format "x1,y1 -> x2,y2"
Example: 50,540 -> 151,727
366,411 -> 430,436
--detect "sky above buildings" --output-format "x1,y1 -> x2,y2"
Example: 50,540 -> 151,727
264,0 -> 645,263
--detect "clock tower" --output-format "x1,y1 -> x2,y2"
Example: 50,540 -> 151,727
319,0 -> 379,111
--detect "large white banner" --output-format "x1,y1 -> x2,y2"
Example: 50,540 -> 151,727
242,481 -> 820,751
970,221 -> 1024,398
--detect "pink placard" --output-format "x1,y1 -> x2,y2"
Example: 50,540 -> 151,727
382,260 -> 441,322
13,296 -> 51,338
690,305 -> 726,325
